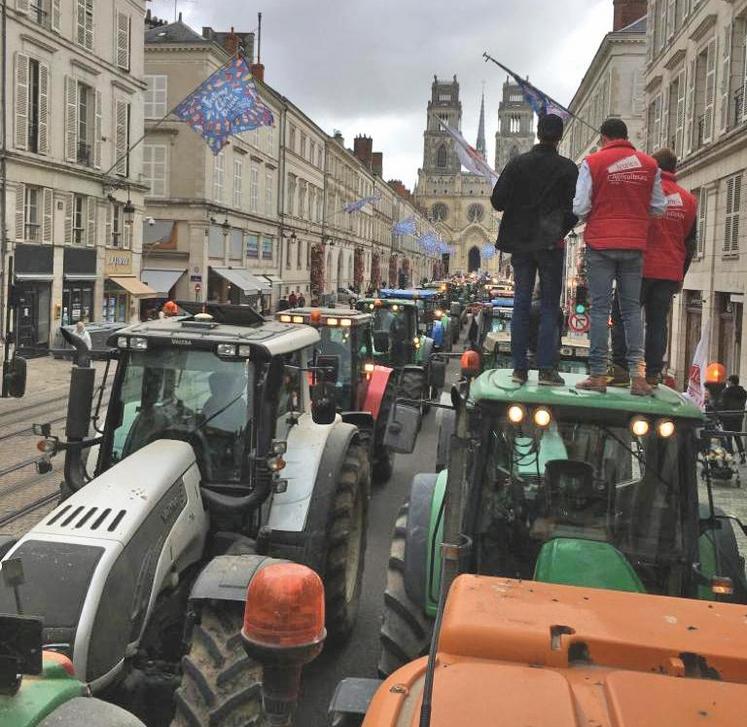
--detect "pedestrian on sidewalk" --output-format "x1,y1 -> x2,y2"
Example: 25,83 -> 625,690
298,293 -> 306,308
490,113 -> 578,386
573,118 -> 667,396
288,290 -> 298,309
608,148 -> 698,388
717,375 -> 747,463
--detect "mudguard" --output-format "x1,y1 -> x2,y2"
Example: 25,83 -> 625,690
435,400 -> 455,472
188,555 -> 289,603
360,365 -> 393,420
38,697 -> 146,727
404,474 -> 439,607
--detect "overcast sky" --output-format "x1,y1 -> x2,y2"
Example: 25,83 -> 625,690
151,0 -> 612,188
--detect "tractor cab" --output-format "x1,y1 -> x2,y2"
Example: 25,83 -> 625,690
356,296 -> 423,367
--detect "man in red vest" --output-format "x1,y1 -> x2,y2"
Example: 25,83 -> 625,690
609,148 -> 698,387
573,118 -> 667,395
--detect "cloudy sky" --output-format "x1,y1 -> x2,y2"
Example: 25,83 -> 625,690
151,0 -> 612,188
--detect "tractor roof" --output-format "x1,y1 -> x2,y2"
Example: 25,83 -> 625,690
357,298 -> 419,309
470,369 -> 703,421
109,315 -> 320,357
276,308 -> 371,325
491,297 -> 515,308
379,288 -> 440,300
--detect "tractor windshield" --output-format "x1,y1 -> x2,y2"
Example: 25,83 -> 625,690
491,309 -> 512,333
105,348 -> 252,482
318,326 -> 368,405
370,306 -> 416,365
484,416 -> 693,596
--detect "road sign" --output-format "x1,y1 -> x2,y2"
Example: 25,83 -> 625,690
568,312 -> 590,334
194,283 -> 202,293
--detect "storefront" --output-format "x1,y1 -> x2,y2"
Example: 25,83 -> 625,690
104,250 -> 156,322
13,244 -> 53,354
140,268 -> 187,318
62,248 -> 97,326
208,267 -> 270,309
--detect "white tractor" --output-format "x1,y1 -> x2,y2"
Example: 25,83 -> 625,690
0,305 -> 369,726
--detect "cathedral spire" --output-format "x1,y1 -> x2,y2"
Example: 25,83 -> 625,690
476,88 -> 486,160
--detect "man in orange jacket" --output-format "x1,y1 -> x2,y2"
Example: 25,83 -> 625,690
609,148 -> 698,387
573,118 -> 667,396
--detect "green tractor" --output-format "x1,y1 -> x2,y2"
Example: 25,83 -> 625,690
378,367 -> 747,677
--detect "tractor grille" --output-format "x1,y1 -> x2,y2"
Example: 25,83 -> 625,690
46,504 -> 127,533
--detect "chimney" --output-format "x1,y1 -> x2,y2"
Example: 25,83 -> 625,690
353,135 -> 373,169
250,63 -> 265,83
371,152 -> 383,177
223,27 -> 239,56
333,131 -> 345,147
387,180 -> 412,201
613,0 -> 647,31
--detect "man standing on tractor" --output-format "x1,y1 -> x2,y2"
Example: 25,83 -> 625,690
490,113 -> 578,387
608,148 -> 698,388
573,118 -> 667,396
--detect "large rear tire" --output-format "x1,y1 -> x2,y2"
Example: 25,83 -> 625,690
324,444 -> 368,645
377,503 -> 433,677
172,603 -> 264,727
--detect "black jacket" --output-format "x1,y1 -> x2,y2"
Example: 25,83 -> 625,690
491,144 -> 579,254
718,384 -> 747,414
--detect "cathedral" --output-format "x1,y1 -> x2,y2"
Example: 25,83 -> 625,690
414,75 -> 535,276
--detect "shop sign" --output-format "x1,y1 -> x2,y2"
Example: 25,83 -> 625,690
190,275 -> 202,282
105,251 -> 133,275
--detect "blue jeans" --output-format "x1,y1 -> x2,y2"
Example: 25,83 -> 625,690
586,248 -> 644,377
511,248 -> 564,370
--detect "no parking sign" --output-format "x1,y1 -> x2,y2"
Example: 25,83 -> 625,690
568,312 -> 590,334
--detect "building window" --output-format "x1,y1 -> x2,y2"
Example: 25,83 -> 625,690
143,144 -> 167,197
289,124 -> 296,152
77,82 -> 94,166
301,133 -> 307,159
317,146 -> 323,168
692,39 -> 717,150
27,0 -> 59,30
246,233 -> 259,259
436,144 -> 447,169
213,152 -> 225,202
467,203 -> 484,223
19,56 -> 49,155
431,202 -> 448,222
297,238 -> 302,269
310,140 -> 316,165
75,0 -> 94,50
262,236 -> 273,260
144,75 -> 167,118
73,195 -> 86,245
111,204 -> 121,247
287,174 -> 297,216
724,173 -> 742,255
250,162 -> 259,212
24,187 -> 42,242
115,11 -> 131,70
113,99 -> 130,176
298,181 -> 307,219
233,158 -> 243,208
667,71 -> 685,156
286,238 -> 292,269
265,170 -> 274,215
646,94 -> 662,153
696,188 -> 707,257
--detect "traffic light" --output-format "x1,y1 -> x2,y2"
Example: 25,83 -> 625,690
574,284 -> 588,315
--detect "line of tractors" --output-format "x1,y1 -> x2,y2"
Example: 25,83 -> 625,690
2,279 -> 747,727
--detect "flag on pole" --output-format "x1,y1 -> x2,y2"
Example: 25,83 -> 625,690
173,56 -> 274,155
435,118 -> 498,185
343,193 -> 381,214
503,71 -> 571,122
392,216 -> 417,236
685,322 -> 711,409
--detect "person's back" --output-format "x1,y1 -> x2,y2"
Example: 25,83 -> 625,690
720,380 -> 747,412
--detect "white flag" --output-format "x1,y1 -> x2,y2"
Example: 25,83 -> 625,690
685,321 -> 710,409
434,116 -> 498,185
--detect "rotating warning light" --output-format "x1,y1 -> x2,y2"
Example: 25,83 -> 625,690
705,362 -> 726,385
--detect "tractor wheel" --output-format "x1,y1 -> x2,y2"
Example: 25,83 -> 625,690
172,602 -> 265,727
377,503 -> 433,677
324,444 -> 368,644
373,380 -> 396,484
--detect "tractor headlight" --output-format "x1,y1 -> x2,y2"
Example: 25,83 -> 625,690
507,404 -> 526,425
656,419 -> 675,438
630,416 -> 650,437
533,407 -> 552,428
217,343 -> 238,357
130,337 -> 148,350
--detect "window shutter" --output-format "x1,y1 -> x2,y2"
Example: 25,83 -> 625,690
661,88 -> 670,149
703,37 -> 718,144
666,0 -> 675,38
124,221 -> 132,250
685,58 -> 697,154
15,184 -> 25,241
86,197 -> 96,247
114,100 -> 128,176
676,70 -> 686,157
720,24 -> 732,133
42,188 -> 53,243
85,1 -> 94,50
14,53 -> 29,151
76,0 -> 84,45
51,0 -> 61,32
38,63 -> 49,154
64,193 -> 73,244
65,76 -> 78,162
116,12 -> 131,70
94,90 -> 102,168
15,0 -> 29,14
742,30 -> 747,122
105,203 -> 113,247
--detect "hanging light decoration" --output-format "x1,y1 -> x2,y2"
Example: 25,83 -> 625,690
481,243 -> 496,260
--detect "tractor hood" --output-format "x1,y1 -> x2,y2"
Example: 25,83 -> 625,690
363,575 -> 747,727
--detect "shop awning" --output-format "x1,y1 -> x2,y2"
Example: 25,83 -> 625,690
64,273 -> 98,281
15,273 -> 54,282
261,274 -> 283,287
107,276 -> 158,298
212,267 -> 270,295
141,268 -> 186,297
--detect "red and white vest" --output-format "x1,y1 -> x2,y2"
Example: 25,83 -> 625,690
643,171 -> 698,281
584,140 -> 659,251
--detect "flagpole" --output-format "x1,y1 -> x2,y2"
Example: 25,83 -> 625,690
482,53 -> 600,137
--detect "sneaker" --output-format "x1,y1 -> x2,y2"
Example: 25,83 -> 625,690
645,374 -> 660,388
630,376 -> 654,397
512,369 -> 528,385
606,364 -> 630,388
538,369 -> 565,387
576,375 -> 607,393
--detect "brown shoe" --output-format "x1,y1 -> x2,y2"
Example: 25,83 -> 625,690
576,375 -> 607,393
606,364 -> 630,388
645,374 -> 660,388
630,376 -> 654,397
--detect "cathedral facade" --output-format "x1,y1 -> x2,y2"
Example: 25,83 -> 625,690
414,75 -> 535,276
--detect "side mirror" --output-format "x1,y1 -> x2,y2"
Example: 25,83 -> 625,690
316,355 -> 339,384
66,366 -> 96,440
383,401 -> 420,454
4,356 -> 27,398
311,381 -> 337,425
373,330 -> 389,352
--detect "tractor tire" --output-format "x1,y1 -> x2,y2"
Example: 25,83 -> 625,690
172,602 -> 265,727
377,503 -> 433,678
372,381 -> 396,484
324,444 -> 368,645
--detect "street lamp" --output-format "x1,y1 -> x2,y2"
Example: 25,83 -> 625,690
123,197 -> 135,226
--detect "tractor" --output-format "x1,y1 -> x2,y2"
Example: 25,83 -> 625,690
275,307 -> 398,482
355,295 -> 446,405
0,305 -> 369,726
378,366 -> 747,677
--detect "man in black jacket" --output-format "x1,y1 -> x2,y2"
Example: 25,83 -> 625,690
491,114 -> 578,386
718,375 -> 747,463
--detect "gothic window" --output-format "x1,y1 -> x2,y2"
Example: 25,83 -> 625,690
431,203 -> 448,222
436,144 -> 448,169
467,203 -> 484,223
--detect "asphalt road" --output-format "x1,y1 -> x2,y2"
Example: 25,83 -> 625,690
296,357 -> 460,727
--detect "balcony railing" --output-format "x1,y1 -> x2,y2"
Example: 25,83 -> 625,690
734,89 -> 744,129
695,115 -> 705,150
77,141 -> 92,167
24,224 -> 41,242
